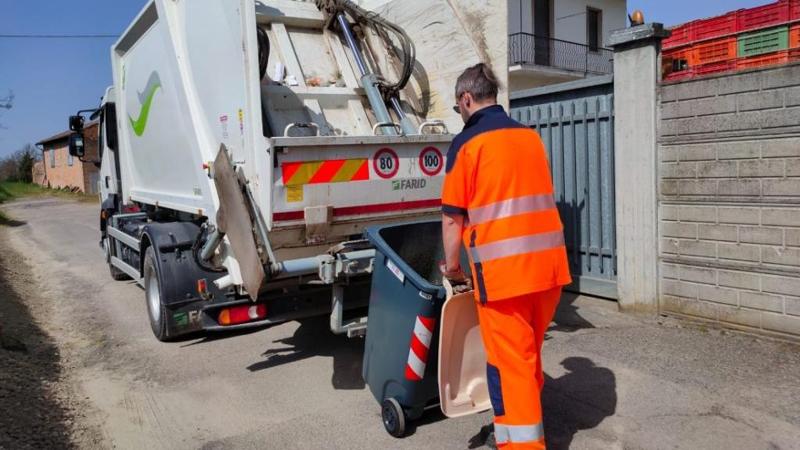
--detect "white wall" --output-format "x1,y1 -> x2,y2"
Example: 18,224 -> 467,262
509,0 -> 626,46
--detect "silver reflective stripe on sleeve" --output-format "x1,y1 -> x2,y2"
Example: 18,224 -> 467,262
494,423 -> 545,444
468,194 -> 557,225
470,230 -> 565,263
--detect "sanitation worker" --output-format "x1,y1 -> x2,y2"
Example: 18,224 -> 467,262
440,63 -> 572,450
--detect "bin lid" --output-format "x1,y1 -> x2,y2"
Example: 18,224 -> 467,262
438,282 -> 491,418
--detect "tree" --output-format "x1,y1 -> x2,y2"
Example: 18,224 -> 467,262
15,144 -> 37,183
0,156 -> 15,181
0,143 -> 39,183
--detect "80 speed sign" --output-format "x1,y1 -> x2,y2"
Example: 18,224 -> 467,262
373,148 -> 399,179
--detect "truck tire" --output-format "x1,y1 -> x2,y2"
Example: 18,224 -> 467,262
104,237 -> 130,281
143,246 -> 169,341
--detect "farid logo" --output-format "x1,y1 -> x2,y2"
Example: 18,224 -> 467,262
128,71 -> 161,137
392,178 -> 427,191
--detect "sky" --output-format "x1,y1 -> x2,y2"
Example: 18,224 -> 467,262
0,0 -> 775,158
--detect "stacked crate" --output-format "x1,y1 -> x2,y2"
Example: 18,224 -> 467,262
663,0 -> 800,81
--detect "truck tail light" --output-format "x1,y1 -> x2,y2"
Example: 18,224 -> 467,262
218,304 -> 267,326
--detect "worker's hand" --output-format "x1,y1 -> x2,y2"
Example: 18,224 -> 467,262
440,262 -> 471,293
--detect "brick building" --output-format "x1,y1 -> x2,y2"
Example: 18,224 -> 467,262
35,121 -> 100,194
31,160 -> 45,185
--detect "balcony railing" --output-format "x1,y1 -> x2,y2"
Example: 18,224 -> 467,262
509,33 -> 613,76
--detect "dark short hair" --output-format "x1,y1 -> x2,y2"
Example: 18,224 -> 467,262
455,63 -> 500,102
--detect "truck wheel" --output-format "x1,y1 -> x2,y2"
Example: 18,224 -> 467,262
382,398 -> 406,438
143,247 -> 169,341
104,237 -> 130,281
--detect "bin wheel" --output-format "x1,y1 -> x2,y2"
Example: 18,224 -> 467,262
382,398 -> 406,438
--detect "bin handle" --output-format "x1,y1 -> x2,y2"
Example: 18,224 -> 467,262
284,122 -> 321,137
418,120 -> 449,135
372,122 -> 403,136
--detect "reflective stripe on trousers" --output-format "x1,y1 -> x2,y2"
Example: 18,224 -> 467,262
468,194 -> 557,225
494,423 -> 545,445
470,230 -> 565,263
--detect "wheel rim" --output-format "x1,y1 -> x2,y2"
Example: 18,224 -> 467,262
383,403 -> 397,431
146,271 -> 161,324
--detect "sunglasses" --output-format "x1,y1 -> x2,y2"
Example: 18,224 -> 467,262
453,92 -> 465,114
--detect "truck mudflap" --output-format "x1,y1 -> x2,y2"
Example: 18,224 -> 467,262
140,221 -> 233,338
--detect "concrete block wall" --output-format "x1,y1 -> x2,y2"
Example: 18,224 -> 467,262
658,63 -> 800,338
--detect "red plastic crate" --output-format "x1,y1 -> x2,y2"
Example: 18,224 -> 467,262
694,12 -> 739,42
738,1 -> 791,32
791,24 -> 800,48
663,22 -> 696,49
694,60 -> 737,77
736,50 -> 790,69
663,70 -> 695,82
694,37 -> 738,64
790,47 -> 800,61
791,0 -> 800,21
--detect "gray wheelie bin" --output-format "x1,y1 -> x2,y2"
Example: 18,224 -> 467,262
362,220 -> 468,437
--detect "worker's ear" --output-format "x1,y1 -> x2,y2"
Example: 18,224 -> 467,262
463,92 -> 473,110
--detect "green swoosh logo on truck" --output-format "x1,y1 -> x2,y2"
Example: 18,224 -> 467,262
128,71 -> 161,137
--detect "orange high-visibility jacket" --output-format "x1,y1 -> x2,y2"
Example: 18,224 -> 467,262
442,105 -> 572,303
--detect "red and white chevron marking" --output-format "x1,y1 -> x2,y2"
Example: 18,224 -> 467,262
404,315 -> 436,381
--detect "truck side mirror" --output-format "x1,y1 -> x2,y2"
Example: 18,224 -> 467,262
104,103 -> 118,151
69,133 -> 86,158
69,115 -> 85,132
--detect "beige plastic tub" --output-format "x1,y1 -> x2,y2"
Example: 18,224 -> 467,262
437,285 -> 491,418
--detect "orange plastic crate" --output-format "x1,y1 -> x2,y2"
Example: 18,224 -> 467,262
736,50 -> 790,69
791,24 -> 800,48
694,12 -> 739,42
694,37 -> 738,65
738,1 -> 791,33
663,47 -> 697,68
662,48 -> 696,81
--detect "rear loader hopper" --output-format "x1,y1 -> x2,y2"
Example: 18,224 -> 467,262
68,0 -> 507,344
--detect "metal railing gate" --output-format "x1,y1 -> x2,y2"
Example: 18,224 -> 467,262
510,76 -> 617,299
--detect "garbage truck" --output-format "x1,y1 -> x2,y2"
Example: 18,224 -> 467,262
66,0 -> 508,341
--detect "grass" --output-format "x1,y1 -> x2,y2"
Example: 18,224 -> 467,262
0,182 -> 97,226
0,181 -> 98,204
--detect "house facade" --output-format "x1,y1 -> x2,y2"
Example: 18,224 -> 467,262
35,121 -> 100,194
508,0 -> 627,91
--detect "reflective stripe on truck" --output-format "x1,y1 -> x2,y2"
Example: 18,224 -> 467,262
282,159 -> 370,186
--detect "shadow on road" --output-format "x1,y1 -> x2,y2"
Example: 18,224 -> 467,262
543,357 -> 617,450
0,240 -> 73,448
247,316 -> 366,390
551,292 -> 596,334
0,216 -> 26,227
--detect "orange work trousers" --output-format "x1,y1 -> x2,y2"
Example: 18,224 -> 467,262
476,286 -> 562,450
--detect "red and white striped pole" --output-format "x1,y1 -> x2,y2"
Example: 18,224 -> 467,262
405,315 -> 436,381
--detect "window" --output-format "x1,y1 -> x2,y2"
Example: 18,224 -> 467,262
68,151 -> 74,166
50,148 -> 55,168
587,8 -> 602,52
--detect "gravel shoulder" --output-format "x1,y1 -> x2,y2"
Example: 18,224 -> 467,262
0,223 -> 103,449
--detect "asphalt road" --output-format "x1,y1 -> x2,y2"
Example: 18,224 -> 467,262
2,198 -> 800,450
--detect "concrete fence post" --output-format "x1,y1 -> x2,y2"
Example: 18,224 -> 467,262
608,24 -> 670,313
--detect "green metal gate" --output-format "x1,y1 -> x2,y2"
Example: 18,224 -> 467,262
510,76 -> 617,299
